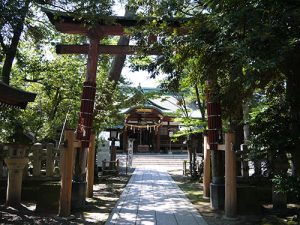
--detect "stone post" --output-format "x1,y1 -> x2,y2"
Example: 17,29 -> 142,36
126,138 -> 134,174
5,145 -> 29,207
32,143 -> 42,176
46,143 -> 54,177
110,140 -> 116,162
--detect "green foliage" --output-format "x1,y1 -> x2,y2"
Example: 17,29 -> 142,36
247,80 -> 293,161
93,76 -> 141,131
272,174 -> 300,200
1,36 -> 86,141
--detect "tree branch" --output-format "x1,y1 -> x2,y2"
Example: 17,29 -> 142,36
23,78 -> 44,84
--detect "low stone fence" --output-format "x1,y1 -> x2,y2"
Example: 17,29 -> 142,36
0,143 -> 63,179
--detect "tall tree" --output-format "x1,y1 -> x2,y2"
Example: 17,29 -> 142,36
0,0 -> 31,84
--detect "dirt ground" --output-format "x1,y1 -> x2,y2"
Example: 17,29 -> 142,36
0,173 -> 131,225
1,169 -> 299,225
170,171 -> 299,225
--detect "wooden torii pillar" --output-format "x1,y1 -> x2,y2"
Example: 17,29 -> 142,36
205,80 -> 225,210
203,80 -> 237,217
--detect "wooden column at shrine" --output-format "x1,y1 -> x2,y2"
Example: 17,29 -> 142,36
156,127 -> 161,153
225,133 -> 237,218
203,135 -> 211,198
206,80 -> 225,210
72,34 -> 101,209
76,34 -> 100,148
123,129 -> 128,153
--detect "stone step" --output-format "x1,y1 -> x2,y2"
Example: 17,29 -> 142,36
116,154 -> 189,169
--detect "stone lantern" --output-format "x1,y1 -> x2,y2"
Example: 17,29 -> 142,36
4,144 -> 29,206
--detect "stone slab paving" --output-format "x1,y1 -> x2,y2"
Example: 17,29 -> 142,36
105,156 -> 208,225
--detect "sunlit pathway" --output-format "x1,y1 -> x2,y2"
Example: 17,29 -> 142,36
105,165 -> 208,225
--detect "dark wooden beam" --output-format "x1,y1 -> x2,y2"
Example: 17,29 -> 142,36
44,8 -> 189,36
55,22 -> 126,36
56,44 -> 160,55
56,22 -> 88,35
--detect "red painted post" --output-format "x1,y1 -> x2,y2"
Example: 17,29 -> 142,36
205,86 -> 222,150
76,35 -> 100,148
205,80 -> 224,210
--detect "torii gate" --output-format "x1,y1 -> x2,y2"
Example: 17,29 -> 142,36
44,8 -> 237,219
44,8 -> 186,216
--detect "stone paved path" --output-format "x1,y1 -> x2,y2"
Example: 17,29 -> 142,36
105,155 -> 208,225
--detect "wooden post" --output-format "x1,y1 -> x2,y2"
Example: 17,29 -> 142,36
59,145 -> 64,176
123,130 -> 128,153
156,127 -> 161,153
0,145 -> 5,177
32,143 -> 42,176
225,133 -> 237,218
46,143 -> 54,177
116,159 -> 119,175
203,135 -> 211,198
86,134 -> 96,198
59,130 -> 75,217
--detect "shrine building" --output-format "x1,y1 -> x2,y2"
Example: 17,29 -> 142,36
120,88 -> 202,153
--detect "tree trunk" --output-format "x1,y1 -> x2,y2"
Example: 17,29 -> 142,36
229,102 -> 244,177
195,84 -> 206,121
49,88 -> 61,120
286,70 -> 300,177
2,51 -> 15,85
241,101 -> 250,177
108,8 -> 135,83
1,0 -> 30,84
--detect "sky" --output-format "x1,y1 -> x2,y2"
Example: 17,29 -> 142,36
122,66 -> 166,88
112,3 -> 163,88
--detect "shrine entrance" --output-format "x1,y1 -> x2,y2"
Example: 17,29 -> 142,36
127,128 -> 154,152
123,106 -> 163,153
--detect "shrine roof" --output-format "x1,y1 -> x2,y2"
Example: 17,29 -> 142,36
0,81 -> 36,109
121,88 -> 202,119
123,105 -> 164,116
